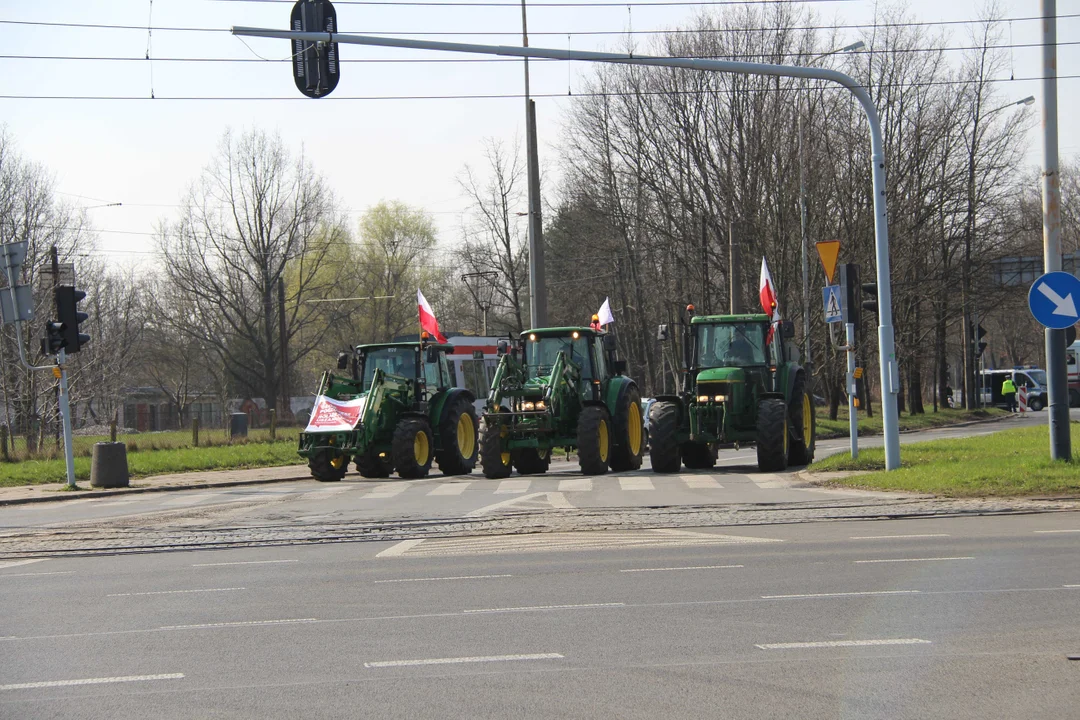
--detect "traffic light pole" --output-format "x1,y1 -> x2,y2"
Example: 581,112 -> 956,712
232,24 -> 905,470
55,349 -> 76,488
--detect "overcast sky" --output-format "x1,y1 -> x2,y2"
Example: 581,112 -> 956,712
1,0 -> 1076,268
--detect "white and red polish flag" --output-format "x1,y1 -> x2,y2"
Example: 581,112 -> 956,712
417,289 -> 448,344
759,257 -> 780,322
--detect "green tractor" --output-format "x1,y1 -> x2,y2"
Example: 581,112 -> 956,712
479,327 -> 644,477
298,341 -> 478,482
650,310 -> 815,473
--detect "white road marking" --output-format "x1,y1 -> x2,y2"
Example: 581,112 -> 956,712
495,479 -> 531,494
1064,585 -> 1080,588
97,500 -> 139,507
849,534 -> 951,540
751,474 -> 787,489
0,559 -> 47,570
0,673 -> 184,691
161,493 -> 221,507
108,587 -> 246,597
159,618 -> 316,630
428,483 -> 471,496
373,575 -> 512,584
558,477 -> 592,492
365,653 -> 563,668
619,477 -> 654,491
376,539 -> 425,558
620,565 -> 744,573
763,590 -> 921,599
853,557 -> 974,564
464,603 -> 624,614
681,475 -> 723,489
361,483 -> 411,499
192,559 -> 299,567
0,571 -> 74,578
756,638 -> 932,650
1034,529 -> 1080,534
465,491 -> 572,517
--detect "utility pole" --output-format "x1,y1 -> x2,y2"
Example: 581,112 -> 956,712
521,0 -> 546,328
1041,0 -> 1070,460
728,221 -> 741,314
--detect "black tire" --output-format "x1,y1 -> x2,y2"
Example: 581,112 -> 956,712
513,447 -> 551,475
1070,389 -> 1080,408
1028,396 -> 1044,412
756,398 -> 789,472
787,373 -> 816,466
354,449 -> 392,478
609,385 -> 645,472
648,401 -> 682,473
437,397 -> 479,476
392,417 -> 434,479
309,449 -> 348,482
577,405 -> 611,475
479,415 -> 513,479
681,441 -> 716,469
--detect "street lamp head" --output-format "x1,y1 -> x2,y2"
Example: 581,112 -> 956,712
841,41 -> 866,53
1019,95 -> 1036,106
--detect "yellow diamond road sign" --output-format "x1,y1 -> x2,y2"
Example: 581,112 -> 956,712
816,240 -> 841,285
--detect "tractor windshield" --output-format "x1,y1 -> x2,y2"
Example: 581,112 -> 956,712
695,323 -> 768,368
524,334 -> 592,380
360,347 -> 415,390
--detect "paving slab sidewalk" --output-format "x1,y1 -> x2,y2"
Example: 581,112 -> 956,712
0,464 -> 312,506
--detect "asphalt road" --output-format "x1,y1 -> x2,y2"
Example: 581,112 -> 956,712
2,512 -> 1079,719
0,412 -> 1036,530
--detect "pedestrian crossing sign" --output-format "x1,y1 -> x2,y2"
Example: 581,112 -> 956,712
823,285 -> 843,323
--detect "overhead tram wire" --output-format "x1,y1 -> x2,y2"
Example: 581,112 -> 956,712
210,0 -> 858,6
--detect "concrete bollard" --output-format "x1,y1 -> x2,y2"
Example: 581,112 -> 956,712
192,417 -> 200,447
0,425 -> 8,462
90,442 -> 129,488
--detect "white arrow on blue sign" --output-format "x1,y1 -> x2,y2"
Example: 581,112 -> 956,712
822,285 -> 843,324
1028,271 -> 1080,329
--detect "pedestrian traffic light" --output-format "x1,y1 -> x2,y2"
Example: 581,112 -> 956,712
861,282 -> 879,315
55,286 -> 89,353
39,320 -> 65,356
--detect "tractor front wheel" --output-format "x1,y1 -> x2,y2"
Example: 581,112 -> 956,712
392,418 -> 434,479
513,447 -> 551,475
756,399 -> 789,472
355,449 -> 392,479
609,385 -> 645,472
787,373 -> 816,466
479,416 -> 513,479
648,401 -> 682,473
309,449 -> 348,482
437,397 -> 479,476
577,405 -> 612,475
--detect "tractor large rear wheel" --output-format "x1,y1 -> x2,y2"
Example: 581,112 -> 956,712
513,447 -> 551,475
392,417 -> 434,479
787,373 -> 816,466
354,449 -> 392,478
609,385 -> 645,472
309,449 -> 348,482
648,401 -> 682,473
577,405 -> 611,475
756,398 -> 789,472
681,442 -> 716,469
479,415 -> 513,479
437,397 -> 479,476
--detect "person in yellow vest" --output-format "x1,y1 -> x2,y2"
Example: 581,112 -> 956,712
1001,376 -> 1017,412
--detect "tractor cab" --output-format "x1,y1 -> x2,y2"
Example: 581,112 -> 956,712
520,327 -> 621,393
354,341 -> 455,400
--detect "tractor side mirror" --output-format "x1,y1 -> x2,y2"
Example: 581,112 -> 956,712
603,334 -> 617,353
336,352 -> 349,370
612,359 -> 627,375
780,320 -> 796,339
425,347 -> 439,364
497,339 -> 509,356
657,324 -> 669,342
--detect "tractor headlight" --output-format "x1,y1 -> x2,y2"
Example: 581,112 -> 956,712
536,400 -> 546,410
714,394 -> 726,402
697,395 -> 710,403
523,401 -> 535,411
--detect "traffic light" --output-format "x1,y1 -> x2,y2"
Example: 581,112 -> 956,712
40,320 -> 65,356
55,286 -> 89,353
861,282 -> 879,316
970,323 -> 987,359
839,263 -> 861,326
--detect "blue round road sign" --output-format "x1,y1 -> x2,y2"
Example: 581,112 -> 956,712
1028,271 -> 1080,329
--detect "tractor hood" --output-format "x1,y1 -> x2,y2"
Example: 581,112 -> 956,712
696,367 -> 745,384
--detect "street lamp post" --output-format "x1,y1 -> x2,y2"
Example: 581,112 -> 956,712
961,95 -> 1035,410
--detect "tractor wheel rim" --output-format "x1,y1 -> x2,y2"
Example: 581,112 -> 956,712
414,431 -> 429,465
538,448 -> 549,459
782,414 -> 789,455
330,454 -> 346,470
457,414 -> 475,458
802,395 -> 812,444
627,401 -> 642,455
598,418 -> 609,463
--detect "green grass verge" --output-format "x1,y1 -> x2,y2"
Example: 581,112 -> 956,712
0,441 -> 304,488
810,423 -> 1080,497
816,407 -> 1010,439
3,427 -> 301,462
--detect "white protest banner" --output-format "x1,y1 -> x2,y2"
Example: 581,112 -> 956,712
305,395 -> 366,433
